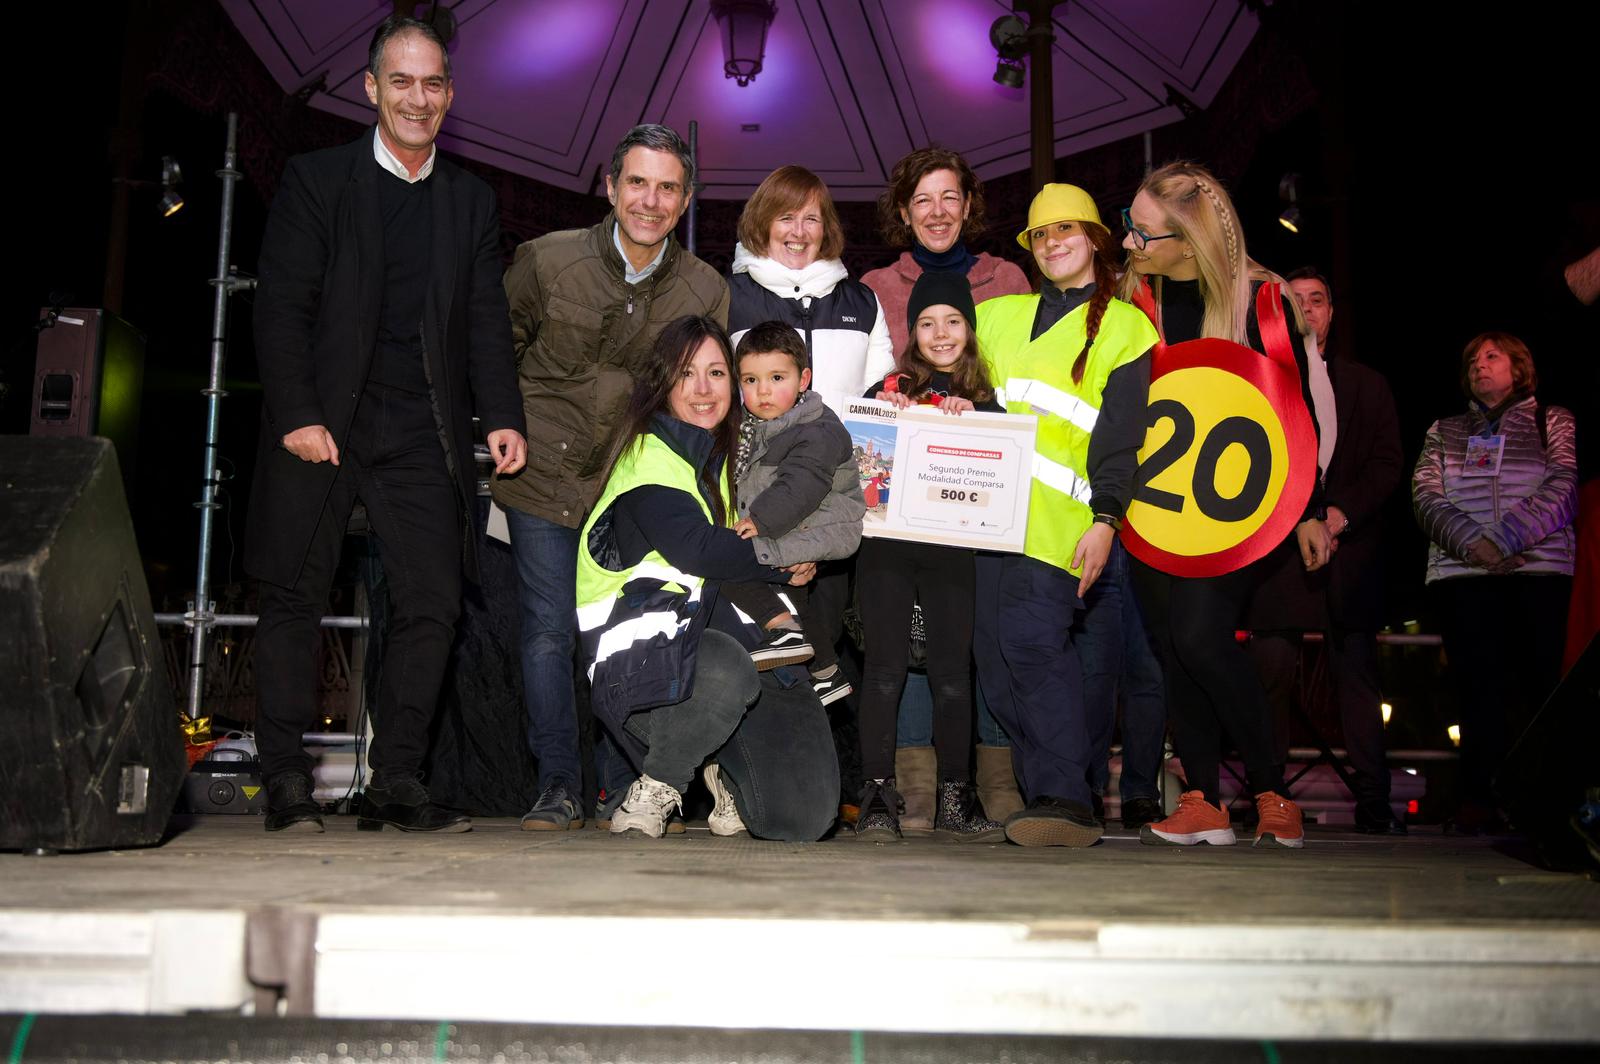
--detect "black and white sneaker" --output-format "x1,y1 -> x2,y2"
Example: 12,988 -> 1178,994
750,628 -> 814,671
812,672 -> 853,706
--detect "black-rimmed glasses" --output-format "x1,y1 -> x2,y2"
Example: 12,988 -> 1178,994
1121,207 -> 1180,251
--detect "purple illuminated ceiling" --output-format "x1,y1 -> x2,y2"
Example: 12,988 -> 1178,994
220,0 -> 1257,200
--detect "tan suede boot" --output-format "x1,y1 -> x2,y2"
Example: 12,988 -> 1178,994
894,746 -> 937,832
976,744 -> 1025,822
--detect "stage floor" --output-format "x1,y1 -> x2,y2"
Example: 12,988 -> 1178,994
2,815 -> 1598,1045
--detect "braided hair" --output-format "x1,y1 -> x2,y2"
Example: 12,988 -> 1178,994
1116,161 -> 1254,345
1071,224 -> 1123,384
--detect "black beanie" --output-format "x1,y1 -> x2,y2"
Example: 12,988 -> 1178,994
906,271 -> 977,338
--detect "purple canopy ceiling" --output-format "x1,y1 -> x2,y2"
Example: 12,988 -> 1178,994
220,0 -> 1257,200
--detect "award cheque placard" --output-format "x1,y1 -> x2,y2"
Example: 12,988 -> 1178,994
841,398 -> 1037,552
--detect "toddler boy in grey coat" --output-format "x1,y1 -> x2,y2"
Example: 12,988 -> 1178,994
724,321 -> 865,706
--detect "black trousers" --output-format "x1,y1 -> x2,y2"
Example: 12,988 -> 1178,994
255,384 -> 462,781
1432,574 -> 1571,806
1251,627 -> 1390,805
856,537 -> 976,781
720,580 -> 835,671
1130,555 -> 1284,805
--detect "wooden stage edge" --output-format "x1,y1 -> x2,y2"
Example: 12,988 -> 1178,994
1,815 -> 1598,1044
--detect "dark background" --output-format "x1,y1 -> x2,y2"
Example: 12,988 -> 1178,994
7,0 -> 1596,634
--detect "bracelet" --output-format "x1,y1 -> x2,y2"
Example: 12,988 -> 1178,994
1093,513 -> 1123,531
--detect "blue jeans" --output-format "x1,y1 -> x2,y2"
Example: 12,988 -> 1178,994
505,507 -> 582,793
896,671 -> 1009,747
1074,539 -> 1166,801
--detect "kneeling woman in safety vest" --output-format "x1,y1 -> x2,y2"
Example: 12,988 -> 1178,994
575,315 -> 840,841
972,183 -> 1159,847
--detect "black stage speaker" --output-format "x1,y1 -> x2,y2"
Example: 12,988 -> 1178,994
1497,634 -> 1600,871
0,436 -> 182,852
30,307 -> 146,488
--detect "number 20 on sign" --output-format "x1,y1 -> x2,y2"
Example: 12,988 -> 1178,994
1121,336 -> 1317,578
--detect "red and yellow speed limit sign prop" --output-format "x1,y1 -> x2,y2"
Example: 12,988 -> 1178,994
1121,283 -> 1317,578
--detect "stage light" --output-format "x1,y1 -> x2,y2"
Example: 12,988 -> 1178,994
993,58 -> 1024,88
1380,702 -> 1393,725
1277,172 -> 1300,234
1447,724 -> 1461,746
160,155 -> 184,217
711,0 -> 777,86
990,14 -> 1028,88
1403,768 -> 1418,775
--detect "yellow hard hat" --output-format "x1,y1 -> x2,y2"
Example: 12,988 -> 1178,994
1016,183 -> 1106,250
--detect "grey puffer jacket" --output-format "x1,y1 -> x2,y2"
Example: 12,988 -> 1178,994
738,392 -> 865,567
1413,395 -> 1577,584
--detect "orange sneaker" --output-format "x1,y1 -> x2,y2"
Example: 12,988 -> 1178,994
1253,791 -> 1304,849
1139,790 -> 1236,846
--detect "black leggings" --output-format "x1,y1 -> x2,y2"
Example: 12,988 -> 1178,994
856,537 -> 976,781
1130,553 -> 1284,805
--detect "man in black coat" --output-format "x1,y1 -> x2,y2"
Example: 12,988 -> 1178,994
244,16 -> 526,833
1247,269 -> 1406,834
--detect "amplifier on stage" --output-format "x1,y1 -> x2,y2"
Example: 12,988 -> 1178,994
182,738 -> 266,814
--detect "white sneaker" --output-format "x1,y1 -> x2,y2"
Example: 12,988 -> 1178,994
703,762 -> 747,836
609,774 -> 682,838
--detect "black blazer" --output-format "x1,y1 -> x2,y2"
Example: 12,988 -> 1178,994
1246,355 -> 1403,631
1322,356 -> 1403,629
243,131 -> 522,588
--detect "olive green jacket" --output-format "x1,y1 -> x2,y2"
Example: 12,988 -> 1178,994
491,214 -> 729,527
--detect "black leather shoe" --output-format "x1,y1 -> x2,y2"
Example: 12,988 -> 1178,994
1353,801 -> 1407,836
264,772 -> 325,833
1004,795 -> 1103,847
357,774 -> 471,833
1121,795 -> 1165,832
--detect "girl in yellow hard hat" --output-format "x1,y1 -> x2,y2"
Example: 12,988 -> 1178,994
970,183 -> 1159,846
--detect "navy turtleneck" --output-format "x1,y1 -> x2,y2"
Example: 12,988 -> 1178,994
912,241 -> 977,276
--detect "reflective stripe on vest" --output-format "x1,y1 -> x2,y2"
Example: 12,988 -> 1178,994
1005,377 -> 1101,434
587,607 -> 695,682
1031,452 -> 1094,506
576,558 -> 703,633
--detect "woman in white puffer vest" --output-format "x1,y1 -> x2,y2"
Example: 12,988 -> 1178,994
727,165 -> 894,415
725,165 -> 895,712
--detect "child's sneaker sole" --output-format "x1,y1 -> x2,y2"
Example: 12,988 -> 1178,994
814,680 -> 853,706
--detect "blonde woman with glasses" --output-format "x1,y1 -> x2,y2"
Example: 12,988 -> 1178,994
1118,161 -> 1331,850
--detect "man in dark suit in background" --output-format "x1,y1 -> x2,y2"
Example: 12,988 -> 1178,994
245,16 -> 526,833
1247,268 -> 1406,834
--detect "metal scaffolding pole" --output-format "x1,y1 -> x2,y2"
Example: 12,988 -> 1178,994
685,119 -> 699,255
184,112 -> 255,720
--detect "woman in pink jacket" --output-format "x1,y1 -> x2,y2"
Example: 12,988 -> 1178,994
861,146 -> 1034,829
862,147 -> 1033,353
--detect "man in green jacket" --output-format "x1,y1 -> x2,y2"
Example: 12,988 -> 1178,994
492,124 -> 729,831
